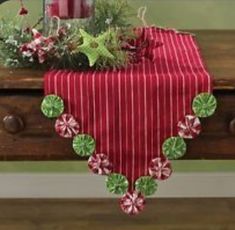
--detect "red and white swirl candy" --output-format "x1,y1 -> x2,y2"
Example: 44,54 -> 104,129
178,115 -> 201,139
120,191 -> 145,215
55,114 -> 80,138
149,157 -> 172,180
88,153 -> 112,175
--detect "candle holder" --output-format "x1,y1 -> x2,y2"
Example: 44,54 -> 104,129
43,0 -> 95,34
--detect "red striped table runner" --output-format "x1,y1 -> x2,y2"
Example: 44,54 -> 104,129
44,27 -> 213,214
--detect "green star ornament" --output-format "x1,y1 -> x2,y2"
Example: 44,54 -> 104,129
78,29 -> 115,67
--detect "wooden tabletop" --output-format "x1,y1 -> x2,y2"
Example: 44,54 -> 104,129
0,30 -> 235,90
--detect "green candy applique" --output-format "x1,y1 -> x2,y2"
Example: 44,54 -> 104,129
73,134 -> 96,157
162,136 -> 187,160
41,95 -> 64,118
192,93 -> 217,118
106,173 -> 129,195
135,176 -> 157,196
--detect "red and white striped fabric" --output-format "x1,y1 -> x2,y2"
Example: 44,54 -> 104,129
46,0 -> 94,19
44,27 -> 213,191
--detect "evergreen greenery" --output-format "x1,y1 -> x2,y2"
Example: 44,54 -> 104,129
0,18 -> 34,68
0,0 -> 134,70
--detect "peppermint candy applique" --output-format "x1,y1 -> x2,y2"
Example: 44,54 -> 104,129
120,191 -> 145,215
55,114 -> 80,138
88,153 -> 112,175
149,157 -> 172,180
177,115 -> 201,139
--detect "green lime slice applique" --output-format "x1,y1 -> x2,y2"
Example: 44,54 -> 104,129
135,176 -> 157,196
106,173 -> 129,195
73,134 -> 96,157
192,93 -> 217,118
162,137 -> 187,160
41,95 -> 64,118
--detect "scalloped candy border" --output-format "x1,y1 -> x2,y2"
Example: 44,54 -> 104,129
40,92 -> 217,215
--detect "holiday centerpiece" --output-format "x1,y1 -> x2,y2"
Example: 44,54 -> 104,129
0,0 -> 217,215
0,0 -> 134,70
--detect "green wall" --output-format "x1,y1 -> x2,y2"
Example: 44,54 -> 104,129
131,0 -> 235,29
0,0 -> 235,29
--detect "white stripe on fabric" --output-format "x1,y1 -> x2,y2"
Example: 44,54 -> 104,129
73,73 -> 77,119
124,67 -> 128,177
137,63 -> 142,178
142,54 -> 148,175
172,32 -> 187,115
80,72 -> 84,133
130,64 -> 135,189
163,31 -> 175,136
54,70 -> 61,95
98,72 -> 102,152
105,70 -> 110,157
67,71 -> 73,113
150,29 -> 161,158
118,69 -> 123,173
159,29 -> 174,137
111,70 -> 116,166
92,71 -> 97,142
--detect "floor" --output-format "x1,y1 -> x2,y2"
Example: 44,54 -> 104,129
0,199 -> 234,230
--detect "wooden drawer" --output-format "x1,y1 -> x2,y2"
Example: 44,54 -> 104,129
187,91 -> 235,159
0,91 -> 77,160
0,90 -> 235,160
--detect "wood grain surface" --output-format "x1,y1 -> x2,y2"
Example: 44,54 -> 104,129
0,93 -> 80,160
0,30 -> 235,90
0,199 -> 234,230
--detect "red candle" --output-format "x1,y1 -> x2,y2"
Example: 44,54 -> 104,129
46,0 -> 94,19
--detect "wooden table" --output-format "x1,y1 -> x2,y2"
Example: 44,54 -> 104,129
0,30 -> 235,160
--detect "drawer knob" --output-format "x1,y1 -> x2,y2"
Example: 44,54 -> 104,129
3,115 -> 24,134
229,118 -> 235,135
